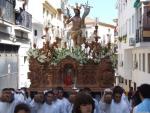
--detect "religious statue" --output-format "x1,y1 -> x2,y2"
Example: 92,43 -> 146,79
41,27 -> 51,47
64,68 -> 73,86
65,2 -> 91,48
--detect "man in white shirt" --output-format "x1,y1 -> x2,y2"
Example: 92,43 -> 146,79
99,88 -> 113,113
57,87 -> 70,113
0,88 -> 18,113
39,90 -> 59,113
110,86 -> 130,113
30,91 -> 44,113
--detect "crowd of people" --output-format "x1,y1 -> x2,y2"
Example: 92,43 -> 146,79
0,84 -> 150,113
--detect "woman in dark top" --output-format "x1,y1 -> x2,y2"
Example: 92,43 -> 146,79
14,103 -> 31,113
72,92 -> 95,113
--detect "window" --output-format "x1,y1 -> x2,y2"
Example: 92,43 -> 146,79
143,6 -> 150,28
134,53 -> 137,62
43,8 -> 45,17
24,56 -> 27,64
47,10 -> 49,16
125,21 -> 127,34
129,18 -> 131,35
129,80 -> 131,88
125,79 -> 127,85
57,13 -> 61,20
148,53 -> 150,73
34,30 -> 37,36
134,82 -> 136,91
51,14 -> 53,19
143,53 -> 145,72
54,14 -> 56,18
139,54 -> 141,70
103,35 -> 105,44
132,15 -> 135,34
133,53 -> 137,69
119,77 -> 124,83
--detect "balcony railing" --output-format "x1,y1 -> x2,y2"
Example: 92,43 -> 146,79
0,0 -> 15,24
15,10 -> 32,31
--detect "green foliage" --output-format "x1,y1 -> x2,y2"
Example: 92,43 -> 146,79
110,53 -> 117,68
27,44 -> 116,66
27,48 -> 51,63
51,47 -> 88,65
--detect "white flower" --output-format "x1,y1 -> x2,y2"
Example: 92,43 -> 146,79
27,48 -> 49,63
37,54 -> 47,63
27,48 -> 39,58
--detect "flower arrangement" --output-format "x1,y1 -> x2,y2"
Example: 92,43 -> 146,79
51,47 -> 88,64
27,44 -> 113,65
27,48 -> 49,63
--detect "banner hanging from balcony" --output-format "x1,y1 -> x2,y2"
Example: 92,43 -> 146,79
134,0 -> 141,8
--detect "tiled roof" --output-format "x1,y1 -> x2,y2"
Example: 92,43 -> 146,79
85,17 -> 116,28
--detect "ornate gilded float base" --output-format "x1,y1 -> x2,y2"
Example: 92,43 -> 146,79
28,56 -> 114,92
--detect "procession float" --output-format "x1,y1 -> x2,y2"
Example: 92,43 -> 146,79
27,3 -> 115,92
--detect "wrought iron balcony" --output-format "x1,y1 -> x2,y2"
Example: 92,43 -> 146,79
15,10 -> 32,31
0,0 -> 15,24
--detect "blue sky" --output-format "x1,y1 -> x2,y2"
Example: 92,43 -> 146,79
68,0 -> 117,25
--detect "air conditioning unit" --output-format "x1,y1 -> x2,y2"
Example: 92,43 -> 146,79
129,38 -> 136,46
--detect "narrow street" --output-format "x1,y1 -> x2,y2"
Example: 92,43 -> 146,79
0,0 -> 150,113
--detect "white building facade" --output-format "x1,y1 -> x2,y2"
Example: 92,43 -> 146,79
116,0 -> 150,91
85,17 -> 115,45
0,0 -> 32,90
28,0 -> 67,49
0,0 -> 67,90
20,0 -> 67,87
